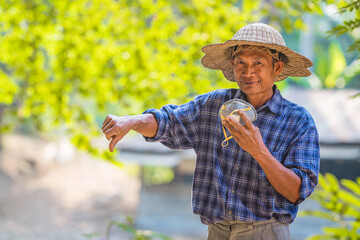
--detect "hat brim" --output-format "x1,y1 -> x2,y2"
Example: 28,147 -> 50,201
201,40 -> 313,82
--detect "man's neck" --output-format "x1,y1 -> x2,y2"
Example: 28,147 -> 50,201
245,88 -> 274,109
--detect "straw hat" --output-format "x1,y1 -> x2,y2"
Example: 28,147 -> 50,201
201,23 -> 313,82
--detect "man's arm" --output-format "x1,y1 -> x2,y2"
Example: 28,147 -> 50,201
223,110 -> 301,203
102,114 -> 158,152
251,145 -> 301,203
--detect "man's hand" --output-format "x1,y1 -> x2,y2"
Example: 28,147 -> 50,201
102,114 -> 133,152
222,110 -> 266,157
102,113 -> 158,152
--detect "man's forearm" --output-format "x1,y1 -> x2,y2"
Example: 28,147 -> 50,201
131,114 -> 158,138
253,148 -> 301,203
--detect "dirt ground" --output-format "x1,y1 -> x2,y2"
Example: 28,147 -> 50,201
0,134 -> 141,240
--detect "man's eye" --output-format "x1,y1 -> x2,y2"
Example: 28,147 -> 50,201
255,61 -> 262,65
237,61 -> 244,64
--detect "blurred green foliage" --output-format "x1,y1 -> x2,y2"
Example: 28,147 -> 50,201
143,166 -> 174,185
277,0 -> 360,89
318,0 -> 360,91
314,40 -> 350,89
300,173 -> 360,240
107,217 -> 172,240
83,215 -> 172,240
327,0 -> 360,53
0,0 -> 357,160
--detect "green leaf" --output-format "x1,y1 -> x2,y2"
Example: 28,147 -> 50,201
305,234 -> 338,240
112,221 -> 137,235
299,210 -> 338,222
82,232 -> 102,239
323,226 -> 350,236
325,173 -> 340,192
351,92 -> 360,99
318,173 -> 331,191
341,179 -> 360,197
338,189 -> 360,207
136,230 -> 173,240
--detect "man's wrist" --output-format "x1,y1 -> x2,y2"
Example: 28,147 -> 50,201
129,115 -> 144,132
251,144 -> 272,162
131,114 -> 157,137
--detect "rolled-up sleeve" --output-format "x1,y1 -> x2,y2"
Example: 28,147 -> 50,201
285,124 -> 320,206
142,97 -> 202,150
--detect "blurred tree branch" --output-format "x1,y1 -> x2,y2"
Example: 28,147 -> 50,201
327,0 -> 360,52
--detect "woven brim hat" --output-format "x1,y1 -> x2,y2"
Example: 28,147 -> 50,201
201,23 -> 313,82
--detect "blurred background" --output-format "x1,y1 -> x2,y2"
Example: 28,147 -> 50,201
0,0 -> 359,239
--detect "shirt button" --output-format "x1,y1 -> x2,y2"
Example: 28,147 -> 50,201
229,211 -> 232,215
236,167 -> 239,170
232,190 -> 235,194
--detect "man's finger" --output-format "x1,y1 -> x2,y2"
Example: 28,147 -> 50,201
222,119 -> 233,131
102,114 -> 113,128
104,127 -> 118,140
109,134 -> 123,152
102,115 -> 109,127
102,120 -> 114,133
239,110 -> 252,127
224,118 -> 241,138
227,115 -> 245,132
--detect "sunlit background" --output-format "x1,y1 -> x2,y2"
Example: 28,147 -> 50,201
0,0 -> 359,239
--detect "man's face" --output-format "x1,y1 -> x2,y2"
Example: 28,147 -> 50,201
231,48 -> 283,99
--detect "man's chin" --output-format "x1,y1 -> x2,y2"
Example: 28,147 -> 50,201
239,85 -> 260,94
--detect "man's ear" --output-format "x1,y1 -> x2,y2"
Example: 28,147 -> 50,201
274,61 -> 285,76
231,59 -> 235,66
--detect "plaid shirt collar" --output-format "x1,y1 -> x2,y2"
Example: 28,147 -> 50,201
237,85 -> 283,116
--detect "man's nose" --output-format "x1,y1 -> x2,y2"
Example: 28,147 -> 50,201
243,64 -> 254,76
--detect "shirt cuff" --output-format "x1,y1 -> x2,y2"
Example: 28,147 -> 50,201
142,109 -> 167,142
291,168 -> 316,206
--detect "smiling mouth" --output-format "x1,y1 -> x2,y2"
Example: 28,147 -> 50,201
244,81 -> 259,85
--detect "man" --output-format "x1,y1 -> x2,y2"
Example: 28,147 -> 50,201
102,23 -> 320,239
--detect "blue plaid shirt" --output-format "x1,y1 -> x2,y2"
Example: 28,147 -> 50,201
143,86 -> 320,225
